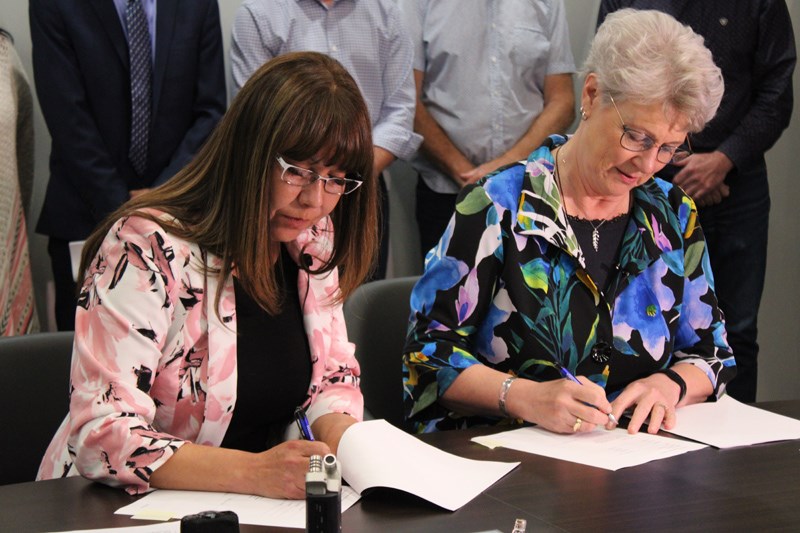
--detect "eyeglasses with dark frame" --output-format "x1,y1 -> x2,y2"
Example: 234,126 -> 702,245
608,95 -> 692,165
276,155 -> 363,195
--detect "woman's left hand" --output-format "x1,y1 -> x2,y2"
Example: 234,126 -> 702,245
610,373 -> 682,434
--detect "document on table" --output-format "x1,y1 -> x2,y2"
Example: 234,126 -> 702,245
116,487 -> 361,528
116,419 -> 519,526
663,394 -> 800,448
49,523 -> 180,533
338,419 -> 519,512
472,426 -> 706,471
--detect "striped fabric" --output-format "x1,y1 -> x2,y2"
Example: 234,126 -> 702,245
0,33 -> 39,335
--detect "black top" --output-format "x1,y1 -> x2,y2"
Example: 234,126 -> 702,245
567,213 -> 629,292
221,247 -> 312,452
598,0 -> 796,171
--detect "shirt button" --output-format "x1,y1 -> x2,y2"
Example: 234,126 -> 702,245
331,45 -> 338,52
491,56 -> 497,63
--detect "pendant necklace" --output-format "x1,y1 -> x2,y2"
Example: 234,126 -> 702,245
588,220 -> 606,252
553,146 -> 618,253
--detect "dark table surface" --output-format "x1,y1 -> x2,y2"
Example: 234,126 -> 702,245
2,400 -> 798,533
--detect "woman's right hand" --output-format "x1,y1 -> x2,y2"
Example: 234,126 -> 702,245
150,439 -> 331,500
442,365 -> 614,434
247,440 -> 332,499
507,377 -> 614,434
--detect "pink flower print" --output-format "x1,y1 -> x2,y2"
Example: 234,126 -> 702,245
651,215 -> 673,252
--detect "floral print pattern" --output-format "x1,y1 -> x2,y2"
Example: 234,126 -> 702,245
404,136 -> 736,432
38,211 -> 363,493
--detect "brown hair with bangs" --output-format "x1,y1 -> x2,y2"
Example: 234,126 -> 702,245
79,51 -> 378,315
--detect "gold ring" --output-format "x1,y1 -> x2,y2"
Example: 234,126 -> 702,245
572,417 -> 582,432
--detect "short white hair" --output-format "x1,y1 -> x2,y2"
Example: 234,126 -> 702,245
583,8 -> 724,132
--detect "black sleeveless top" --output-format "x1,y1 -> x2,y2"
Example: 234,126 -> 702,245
567,213 -> 630,293
221,246 -> 312,452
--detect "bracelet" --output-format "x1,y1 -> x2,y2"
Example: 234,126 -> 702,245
657,368 -> 687,403
498,376 -> 517,418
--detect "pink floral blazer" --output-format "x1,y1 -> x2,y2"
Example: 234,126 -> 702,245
37,211 -> 363,494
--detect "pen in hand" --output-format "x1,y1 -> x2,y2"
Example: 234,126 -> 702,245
554,363 -> 618,425
294,406 -> 315,441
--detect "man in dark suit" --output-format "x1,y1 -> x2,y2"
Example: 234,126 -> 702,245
598,0 -> 796,402
30,0 -> 227,330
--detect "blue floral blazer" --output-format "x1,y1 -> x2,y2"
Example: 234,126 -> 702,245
403,136 -> 737,432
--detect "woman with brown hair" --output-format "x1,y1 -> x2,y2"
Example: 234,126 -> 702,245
38,51 -> 378,499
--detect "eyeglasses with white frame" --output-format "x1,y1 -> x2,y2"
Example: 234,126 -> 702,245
608,95 -> 692,165
276,155 -> 363,195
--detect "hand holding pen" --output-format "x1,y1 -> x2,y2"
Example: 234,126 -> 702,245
230,408 -> 328,499
554,363 -> 618,429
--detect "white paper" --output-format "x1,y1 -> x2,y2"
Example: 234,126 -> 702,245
49,524 -> 180,533
116,419 -> 517,525
68,240 -> 86,281
472,426 -> 706,470
338,419 -> 519,511
116,487 -> 360,529
664,394 -> 800,448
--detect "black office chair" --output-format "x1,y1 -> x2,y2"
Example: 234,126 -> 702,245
343,276 -> 419,431
0,331 -> 74,485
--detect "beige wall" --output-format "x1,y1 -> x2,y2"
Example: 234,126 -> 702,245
4,0 -> 798,400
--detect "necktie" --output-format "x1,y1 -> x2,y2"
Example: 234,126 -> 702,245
126,0 -> 152,176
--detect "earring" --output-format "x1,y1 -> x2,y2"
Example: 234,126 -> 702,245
580,106 -> 588,121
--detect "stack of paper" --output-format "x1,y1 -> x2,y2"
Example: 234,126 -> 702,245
339,419 -> 519,511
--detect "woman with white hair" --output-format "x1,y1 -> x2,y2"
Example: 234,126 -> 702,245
403,9 -> 736,435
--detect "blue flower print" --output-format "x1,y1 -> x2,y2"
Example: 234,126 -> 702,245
613,260 -> 674,360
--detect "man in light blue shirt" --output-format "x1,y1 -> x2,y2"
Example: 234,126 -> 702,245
232,0 -> 421,279
398,0 -> 576,259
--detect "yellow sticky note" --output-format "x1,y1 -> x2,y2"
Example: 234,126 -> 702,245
131,510 -> 176,521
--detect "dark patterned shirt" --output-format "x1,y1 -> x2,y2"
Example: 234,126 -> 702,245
403,137 -> 736,432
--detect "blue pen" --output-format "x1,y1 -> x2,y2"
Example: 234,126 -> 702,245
294,406 -> 315,441
554,362 -> 618,425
